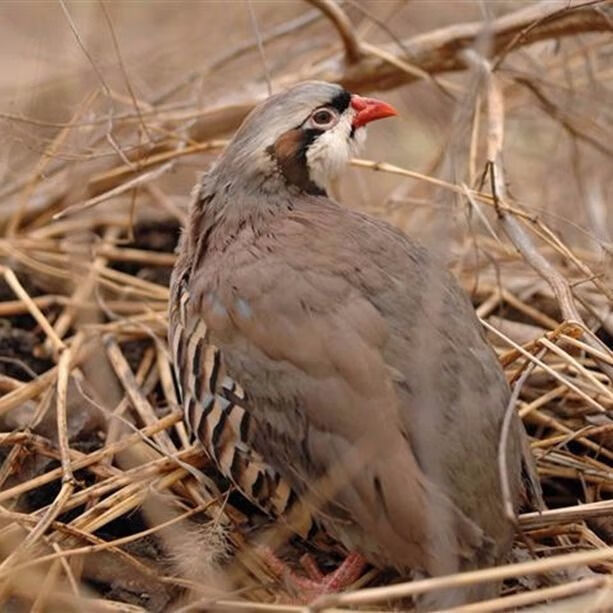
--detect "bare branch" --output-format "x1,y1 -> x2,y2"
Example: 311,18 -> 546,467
306,0 -> 362,63
185,0 -> 610,143
514,75 -> 613,156
246,0 -> 273,95
98,0 -> 153,144
461,47 -> 613,383
329,0 -> 613,92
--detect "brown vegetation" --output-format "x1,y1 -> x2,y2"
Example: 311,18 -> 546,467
0,1 -> 612,610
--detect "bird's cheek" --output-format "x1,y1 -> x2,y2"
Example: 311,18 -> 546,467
306,131 -> 352,188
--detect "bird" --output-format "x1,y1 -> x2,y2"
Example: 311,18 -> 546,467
169,81 -> 530,608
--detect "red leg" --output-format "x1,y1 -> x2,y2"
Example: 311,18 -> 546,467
321,551 -> 366,591
300,553 -> 325,581
256,546 -> 367,599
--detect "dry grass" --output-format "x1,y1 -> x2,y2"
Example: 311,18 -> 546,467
0,1 -> 612,611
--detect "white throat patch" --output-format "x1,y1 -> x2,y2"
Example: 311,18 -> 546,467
305,110 -> 366,192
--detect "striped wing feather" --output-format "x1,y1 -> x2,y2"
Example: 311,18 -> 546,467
169,277 -> 300,524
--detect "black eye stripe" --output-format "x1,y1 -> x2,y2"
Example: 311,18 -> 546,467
301,128 -> 324,148
329,90 -> 351,112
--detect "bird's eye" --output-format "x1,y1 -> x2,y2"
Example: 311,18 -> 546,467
311,108 -> 335,127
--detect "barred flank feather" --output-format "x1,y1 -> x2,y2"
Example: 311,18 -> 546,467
169,276 -> 309,530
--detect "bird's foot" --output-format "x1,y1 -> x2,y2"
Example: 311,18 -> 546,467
257,546 -> 366,600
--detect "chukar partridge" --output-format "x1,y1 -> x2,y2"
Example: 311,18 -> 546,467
169,81 -> 528,608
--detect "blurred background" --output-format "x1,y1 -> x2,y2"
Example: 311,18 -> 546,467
2,0 -> 610,245
0,1 -> 612,611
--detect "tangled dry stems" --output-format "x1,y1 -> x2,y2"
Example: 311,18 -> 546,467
0,1 -> 612,611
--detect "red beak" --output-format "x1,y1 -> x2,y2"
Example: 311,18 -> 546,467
350,94 -> 397,128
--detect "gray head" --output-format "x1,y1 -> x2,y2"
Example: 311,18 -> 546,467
210,81 -> 397,196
